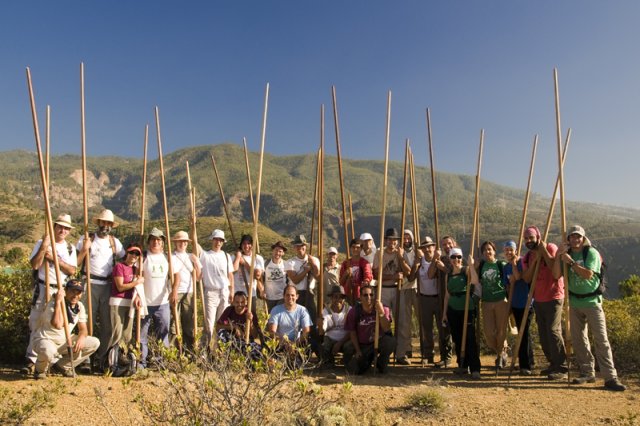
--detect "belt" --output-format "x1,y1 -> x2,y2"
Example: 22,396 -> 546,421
382,285 -> 397,288
420,294 -> 439,298
89,273 -> 112,282
37,279 -> 59,287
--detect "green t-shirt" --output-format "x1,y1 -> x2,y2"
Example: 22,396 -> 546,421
479,260 -> 507,302
568,247 -> 602,308
447,269 -> 475,312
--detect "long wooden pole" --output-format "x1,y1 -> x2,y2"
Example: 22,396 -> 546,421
186,161 -> 199,342
331,86 -> 350,257
193,187 -> 208,334
395,139 -> 410,365
80,63 -> 93,336
426,108 -> 440,247
242,138 -> 259,253
27,67 -> 75,377
245,83 -> 269,342
508,129 -> 571,381
316,140 -> 325,318
136,124 -> 148,350
348,193 -> 355,240
309,149 -> 321,256
211,152 -> 237,248
460,129 -> 484,365
554,68 -> 572,383
44,106 -> 51,304
373,91 -> 392,366
409,147 -> 425,364
155,107 -> 181,350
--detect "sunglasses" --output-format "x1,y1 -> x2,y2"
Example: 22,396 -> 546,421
128,251 -> 141,257
361,293 -> 374,298
450,255 -> 462,260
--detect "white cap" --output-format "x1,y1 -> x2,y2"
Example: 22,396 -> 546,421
359,232 -> 373,241
209,229 -> 226,241
449,247 -> 463,257
327,247 -> 338,255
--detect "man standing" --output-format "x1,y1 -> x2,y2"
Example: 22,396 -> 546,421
395,229 -> 419,365
141,228 -> 177,367
285,235 -> 320,324
263,241 -> 288,312
522,225 -> 567,380
433,235 -> 456,366
322,247 -> 341,305
199,229 -> 234,348
232,234 -> 264,318
339,239 -> 373,304
77,209 -> 125,366
318,285 -> 351,366
410,236 -> 448,366
24,214 -> 78,374
170,231 -> 202,351
553,225 -> 626,391
32,279 -> 100,379
372,228 -> 409,322
343,285 -> 395,374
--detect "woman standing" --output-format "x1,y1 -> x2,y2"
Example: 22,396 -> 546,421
442,248 -> 481,379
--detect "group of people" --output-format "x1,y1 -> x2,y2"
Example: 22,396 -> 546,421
22,208 -> 626,391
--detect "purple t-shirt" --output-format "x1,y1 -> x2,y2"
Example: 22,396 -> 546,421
217,305 -> 260,332
345,304 -> 392,345
112,262 -> 136,299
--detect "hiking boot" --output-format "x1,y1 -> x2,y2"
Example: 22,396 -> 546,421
434,359 -> 450,369
471,371 -> 482,380
454,366 -> 469,375
519,369 -> 532,376
78,359 -> 92,375
548,372 -> 568,381
34,371 -> 47,380
397,357 -> 411,366
50,363 -> 74,378
604,378 -> 626,392
500,352 -> 509,369
21,360 -> 35,375
571,374 -> 596,385
539,367 -> 554,376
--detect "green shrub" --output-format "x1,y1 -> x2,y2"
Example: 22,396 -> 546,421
3,247 -> 24,265
619,274 -> 640,298
404,388 -> 445,416
0,260 -> 33,363
603,295 -> 640,375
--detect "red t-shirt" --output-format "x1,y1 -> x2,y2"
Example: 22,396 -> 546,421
522,243 -> 564,302
339,257 -> 373,299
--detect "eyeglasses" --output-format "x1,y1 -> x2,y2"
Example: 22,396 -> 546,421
450,255 -> 462,260
361,293 -> 374,298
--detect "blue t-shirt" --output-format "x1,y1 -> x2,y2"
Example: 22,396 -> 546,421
504,261 -> 530,309
267,304 -> 312,341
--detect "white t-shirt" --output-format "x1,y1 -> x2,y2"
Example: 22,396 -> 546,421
264,258 -> 287,301
33,299 -> 86,346
418,257 -> 439,296
76,235 -> 125,284
401,249 -> 417,290
30,239 -> 78,284
143,252 -> 178,306
200,250 -> 234,291
233,253 -> 264,296
173,251 -> 202,294
361,247 -> 377,286
321,304 -> 351,341
285,255 -> 320,292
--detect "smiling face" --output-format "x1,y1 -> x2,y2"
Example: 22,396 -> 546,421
360,287 -> 374,310
211,238 -> 224,251
283,285 -> 298,309
232,293 -> 248,315
241,240 -> 252,255
503,246 -> 516,261
175,240 -> 188,253
65,288 -> 83,306
294,244 -> 306,259
149,237 -> 164,254
482,243 -> 496,262
524,232 -> 539,250
441,237 -> 455,255
272,247 -> 284,262
568,233 -> 584,251
53,224 -> 71,243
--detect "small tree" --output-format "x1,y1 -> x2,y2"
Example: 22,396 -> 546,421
619,274 -> 640,299
3,247 -> 24,265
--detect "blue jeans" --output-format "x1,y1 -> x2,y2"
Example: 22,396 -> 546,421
140,304 -> 170,367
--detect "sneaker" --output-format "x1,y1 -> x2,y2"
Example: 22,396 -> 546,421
34,371 -> 47,380
78,359 -> 92,375
520,369 -> 532,376
501,352 -> 509,369
604,378 -> 626,392
539,367 -> 554,376
571,374 -> 596,385
397,357 -> 411,366
51,363 -> 74,378
471,371 -> 482,380
548,372 -> 568,381
20,360 -> 35,375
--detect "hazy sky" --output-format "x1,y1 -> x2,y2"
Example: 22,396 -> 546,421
1,1 -> 639,209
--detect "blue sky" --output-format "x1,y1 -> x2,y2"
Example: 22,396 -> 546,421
1,1 -> 639,209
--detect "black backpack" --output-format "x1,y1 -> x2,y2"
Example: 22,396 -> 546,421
105,345 -> 138,377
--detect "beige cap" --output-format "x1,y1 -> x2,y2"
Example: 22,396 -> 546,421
54,214 -> 74,229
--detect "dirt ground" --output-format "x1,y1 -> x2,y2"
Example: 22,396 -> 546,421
2,349 -> 638,426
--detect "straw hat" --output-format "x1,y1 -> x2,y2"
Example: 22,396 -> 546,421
171,230 -> 191,242
54,214 -> 74,229
92,209 -> 119,228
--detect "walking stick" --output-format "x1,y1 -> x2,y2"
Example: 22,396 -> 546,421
27,67 -> 76,377
348,193 -> 355,241
44,105 -> 51,305
242,138 -> 260,253
331,86 -> 350,258
192,187 -> 209,339
245,83 -> 269,343
554,69 -> 572,384
309,149 -> 321,256
409,148 -> 425,365
373,91 -> 392,372
136,124 -> 149,351
395,140 -> 410,364
211,152 -> 237,248
460,129 -> 483,368
186,162 -> 199,345
316,105 -> 325,319
500,135 -> 537,366
508,129 -> 572,382
80,63 -> 93,336
155,107 -> 181,352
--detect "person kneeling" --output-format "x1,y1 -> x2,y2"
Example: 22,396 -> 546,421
32,279 -> 100,379
216,291 -> 262,361
343,285 -> 395,375
318,286 -> 352,367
